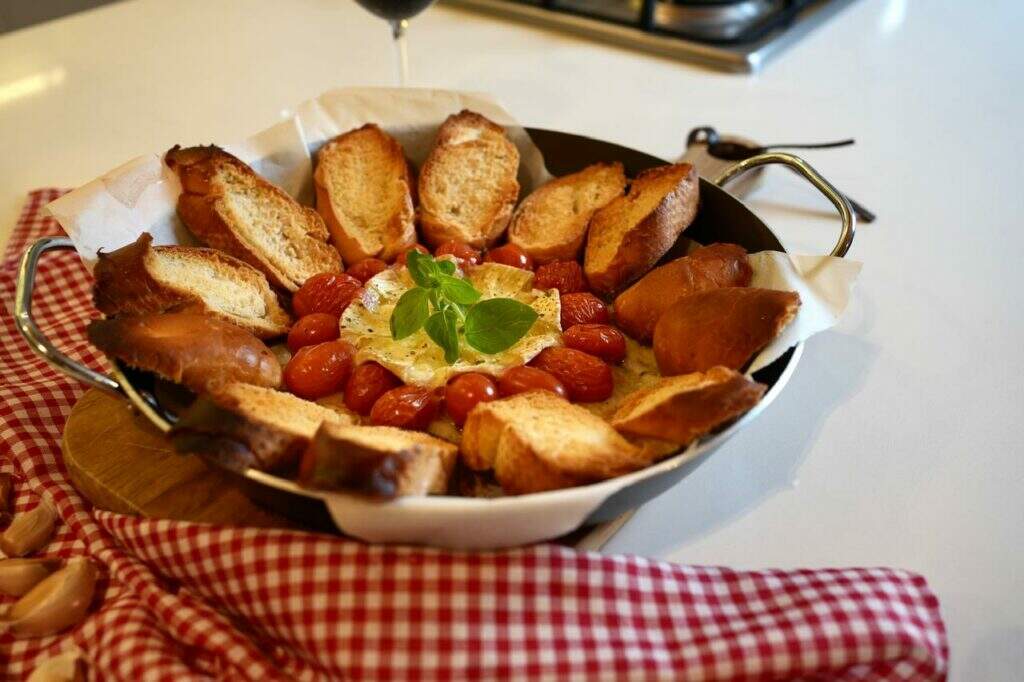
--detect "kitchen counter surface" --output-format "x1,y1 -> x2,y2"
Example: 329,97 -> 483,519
1,0 -> 1021,677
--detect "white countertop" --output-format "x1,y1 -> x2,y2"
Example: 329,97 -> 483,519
1,0 -> 1021,677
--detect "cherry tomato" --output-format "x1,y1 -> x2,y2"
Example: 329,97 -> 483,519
534,260 -> 588,294
530,347 -> 613,403
287,313 -> 340,353
344,362 -> 401,415
498,366 -> 568,399
293,273 -> 362,318
394,244 -> 430,266
370,385 -> 439,430
435,241 -> 482,267
346,258 -> 388,283
445,373 -> 498,426
559,292 -> 610,330
485,244 -> 534,271
563,324 -> 627,364
284,340 -> 354,400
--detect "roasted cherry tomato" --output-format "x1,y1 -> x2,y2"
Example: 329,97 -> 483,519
497,366 -> 568,399
346,258 -> 388,283
445,373 -> 498,426
435,241 -> 482,267
284,340 -> 354,400
559,292 -> 610,330
344,362 -> 401,415
293,272 -> 362,318
370,385 -> 439,430
530,347 -> 613,403
287,313 -> 340,353
394,244 -> 430,266
534,260 -> 588,294
485,244 -> 534,271
562,324 -> 627,364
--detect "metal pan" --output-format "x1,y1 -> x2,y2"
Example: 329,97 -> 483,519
14,129 -> 854,549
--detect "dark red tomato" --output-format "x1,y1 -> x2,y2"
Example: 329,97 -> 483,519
394,244 -> 430,266
284,340 -> 354,400
435,241 -> 482,267
534,260 -> 588,294
497,366 -> 568,399
346,258 -> 388,283
530,347 -> 613,403
370,385 -> 439,430
485,244 -> 534,271
563,324 -> 627,364
344,362 -> 401,415
559,292 -> 610,330
287,313 -> 340,353
293,273 -> 362,318
445,373 -> 498,426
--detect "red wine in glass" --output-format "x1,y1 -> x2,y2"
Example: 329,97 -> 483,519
353,0 -> 438,85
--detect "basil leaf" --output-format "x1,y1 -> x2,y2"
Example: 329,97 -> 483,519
425,308 -> 460,364
390,287 -> 430,340
436,259 -> 457,275
437,274 -> 482,305
464,298 -> 539,354
405,250 -> 437,288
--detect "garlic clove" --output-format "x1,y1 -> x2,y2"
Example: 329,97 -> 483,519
0,472 -> 11,512
0,499 -> 57,557
27,649 -> 86,682
3,557 -> 97,637
0,558 -> 63,597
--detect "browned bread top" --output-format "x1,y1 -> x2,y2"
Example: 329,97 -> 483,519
584,163 -> 699,296
166,145 -> 341,292
314,124 -> 416,265
613,242 -> 752,342
417,110 -> 521,248
87,313 -> 282,394
508,162 -> 625,264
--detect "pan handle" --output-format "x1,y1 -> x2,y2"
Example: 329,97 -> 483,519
712,151 -> 856,258
14,236 -> 123,396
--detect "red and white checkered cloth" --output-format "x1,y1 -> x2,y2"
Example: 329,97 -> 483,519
0,189 -> 948,681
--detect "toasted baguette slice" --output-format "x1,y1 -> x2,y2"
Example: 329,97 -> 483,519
417,110 -> 520,248
460,391 -> 649,495
314,124 -> 416,265
93,233 -> 291,338
171,382 -> 354,472
299,421 -> 457,498
584,163 -> 699,295
611,367 -> 766,445
653,287 -> 801,375
88,313 -> 282,394
613,243 -> 752,342
166,145 -> 341,291
508,162 -> 625,264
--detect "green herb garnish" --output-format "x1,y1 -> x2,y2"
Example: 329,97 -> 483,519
390,251 -> 539,364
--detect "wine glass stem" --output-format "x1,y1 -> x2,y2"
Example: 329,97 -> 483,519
391,19 -> 410,87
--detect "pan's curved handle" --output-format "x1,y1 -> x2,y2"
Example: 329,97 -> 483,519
14,236 -> 123,395
712,151 -> 856,258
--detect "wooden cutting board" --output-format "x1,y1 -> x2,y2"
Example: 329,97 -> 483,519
61,389 -> 292,528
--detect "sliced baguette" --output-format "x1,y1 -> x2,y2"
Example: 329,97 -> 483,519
417,110 -> 520,248
166,145 -> 341,292
460,391 -> 649,495
93,233 -> 291,338
508,162 -> 625,264
314,124 -> 416,265
584,163 -> 699,295
299,421 -> 457,498
170,382 -> 354,472
611,367 -> 766,445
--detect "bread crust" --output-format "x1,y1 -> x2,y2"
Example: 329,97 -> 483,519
614,242 -> 752,342
584,163 -> 699,295
653,287 -> 801,375
166,145 -> 340,291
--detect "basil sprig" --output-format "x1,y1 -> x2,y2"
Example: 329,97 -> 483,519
389,251 -> 538,364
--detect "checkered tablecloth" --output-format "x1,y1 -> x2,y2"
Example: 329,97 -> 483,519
0,190 -> 948,680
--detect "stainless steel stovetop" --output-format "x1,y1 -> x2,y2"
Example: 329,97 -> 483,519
442,0 -> 859,72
